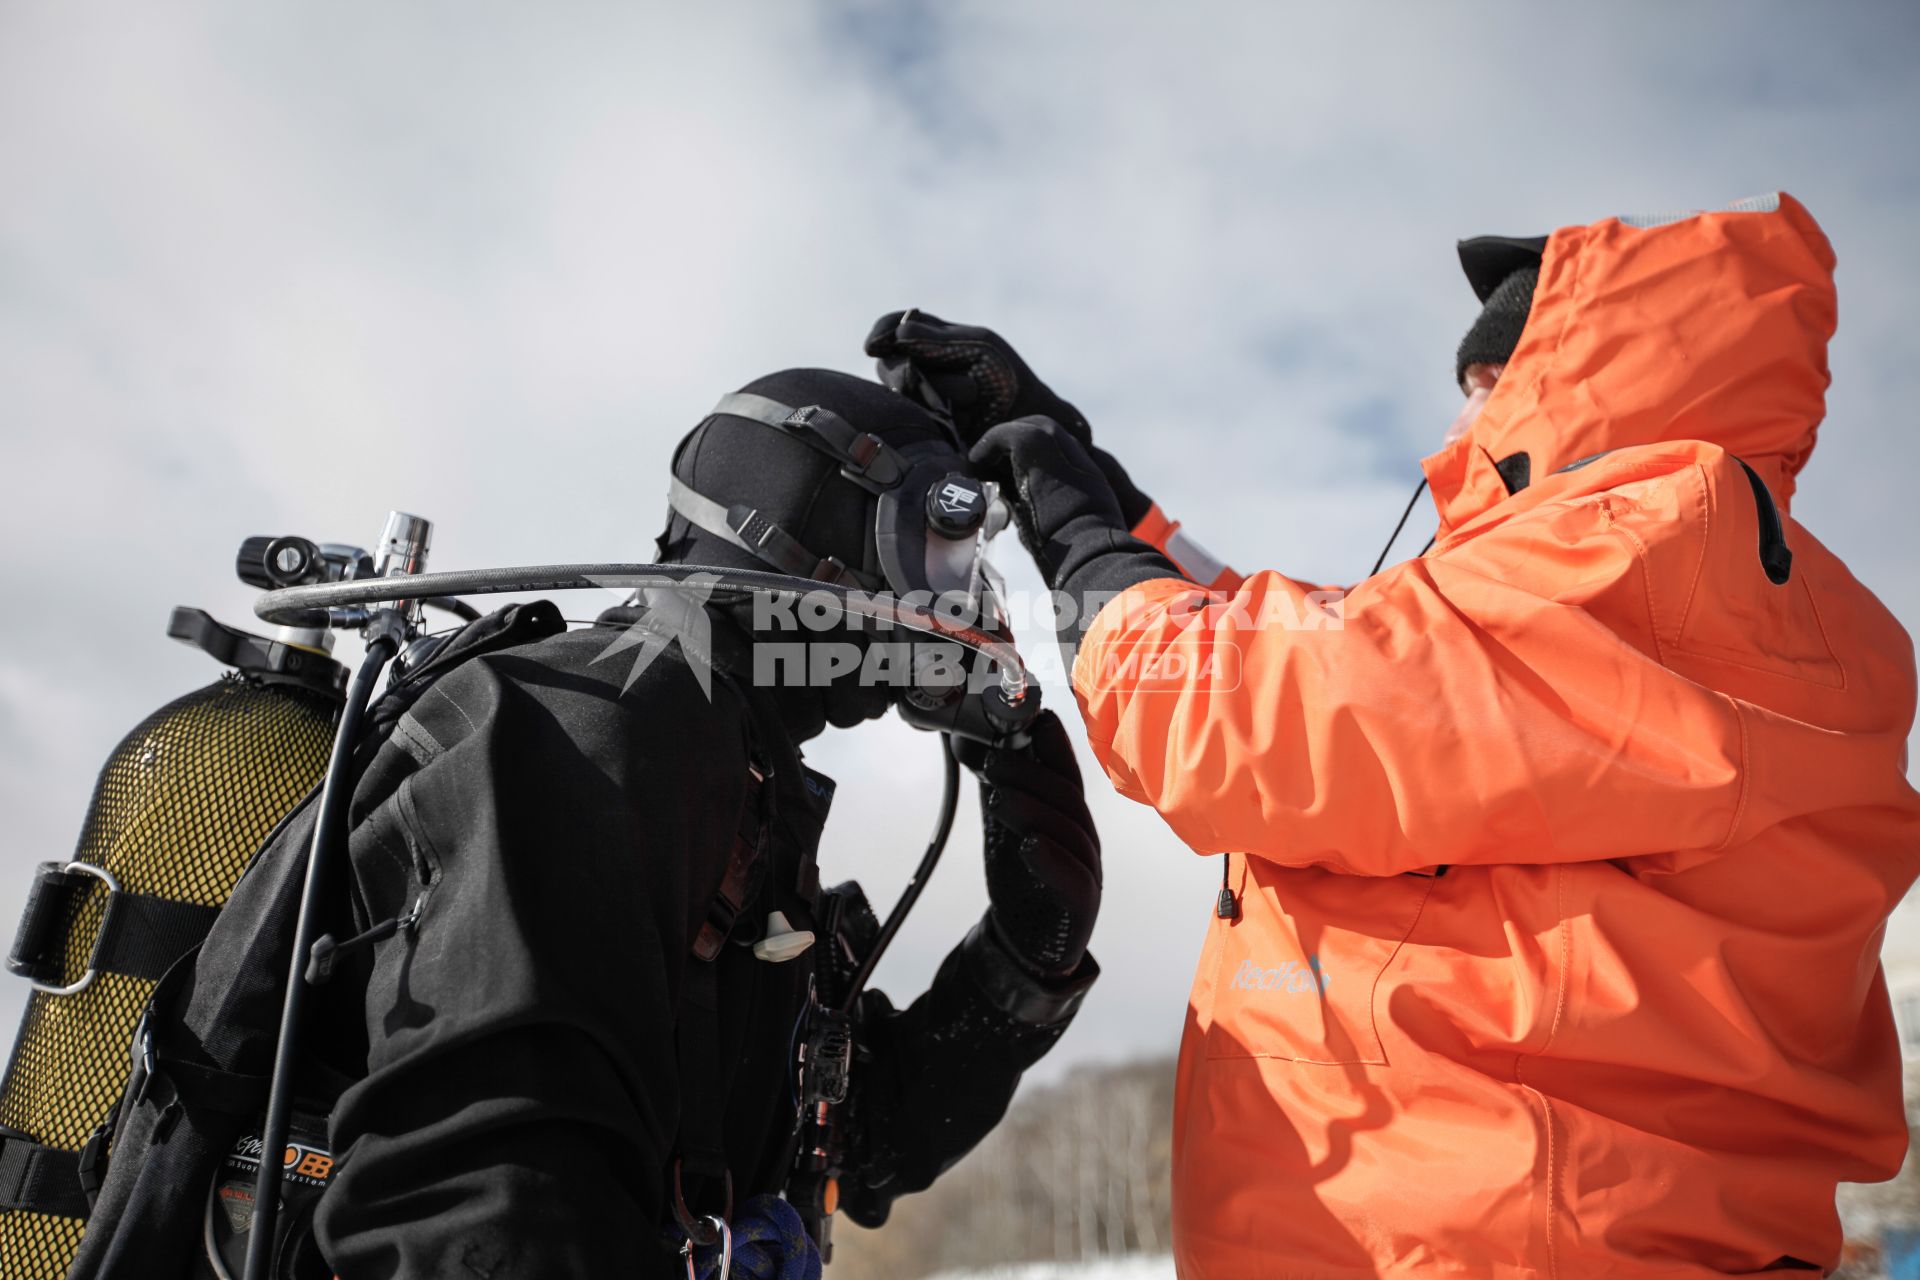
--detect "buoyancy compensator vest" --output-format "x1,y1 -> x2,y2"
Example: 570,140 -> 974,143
0,609 -> 346,1280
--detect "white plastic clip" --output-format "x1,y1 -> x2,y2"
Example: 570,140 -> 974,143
752,911 -> 816,963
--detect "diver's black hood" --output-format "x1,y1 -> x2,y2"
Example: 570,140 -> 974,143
654,368 -> 963,740
656,367 -> 957,581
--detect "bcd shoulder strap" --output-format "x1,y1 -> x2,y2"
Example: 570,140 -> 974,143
671,759 -> 769,1244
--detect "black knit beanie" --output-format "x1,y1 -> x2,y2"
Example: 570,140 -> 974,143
1454,233 -> 1547,390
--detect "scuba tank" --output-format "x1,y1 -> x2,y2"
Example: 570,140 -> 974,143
0,607 -> 346,1280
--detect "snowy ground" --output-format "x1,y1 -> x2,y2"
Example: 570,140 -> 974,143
928,1258 -> 1175,1280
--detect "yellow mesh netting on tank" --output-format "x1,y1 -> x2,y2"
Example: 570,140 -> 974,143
0,676 -> 337,1279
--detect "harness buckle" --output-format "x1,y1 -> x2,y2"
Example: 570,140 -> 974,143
841,432 -> 884,474
76,1113 -> 115,1207
810,557 -> 854,586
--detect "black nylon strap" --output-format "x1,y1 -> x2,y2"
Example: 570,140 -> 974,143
666,477 -> 882,592
90,894 -> 220,982
673,959 -> 728,1183
7,864 -> 87,984
728,508 -> 872,591
150,1056 -> 272,1119
710,392 -> 907,490
691,770 -> 768,962
8,863 -> 218,988
672,757 -> 773,1219
0,1132 -> 90,1219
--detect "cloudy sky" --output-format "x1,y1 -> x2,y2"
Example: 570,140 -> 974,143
2,2 -> 1917,1070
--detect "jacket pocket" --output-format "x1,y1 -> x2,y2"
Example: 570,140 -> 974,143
1203,860 -> 1434,1065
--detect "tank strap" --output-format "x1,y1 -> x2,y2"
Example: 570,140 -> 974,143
0,1127 -> 90,1218
7,861 -> 220,996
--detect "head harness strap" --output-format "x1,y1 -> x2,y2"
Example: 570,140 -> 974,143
666,477 -> 880,590
710,392 -> 908,491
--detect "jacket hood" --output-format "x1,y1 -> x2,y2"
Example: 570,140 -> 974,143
1422,192 -> 1837,532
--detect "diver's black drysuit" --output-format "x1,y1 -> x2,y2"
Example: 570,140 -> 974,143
64,600 -> 1091,1280
304,603 -> 1092,1277
68,365 -> 1097,1280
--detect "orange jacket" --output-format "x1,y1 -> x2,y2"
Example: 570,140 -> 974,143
1073,193 -> 1920,1278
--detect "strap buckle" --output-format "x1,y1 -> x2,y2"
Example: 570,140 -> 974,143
840,432 -> 885,476
76,1113 -> 115,1207
810,557 -> 855,587
782,404 -> 886,478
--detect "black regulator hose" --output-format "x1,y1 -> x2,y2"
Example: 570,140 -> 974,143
839,735 -> 962,1015
245,630 -> 398,1280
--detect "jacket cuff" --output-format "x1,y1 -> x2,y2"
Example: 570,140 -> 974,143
959,917 -> 1099,1026
1129,502 -> 1237,591
1130,502 -> 1177,547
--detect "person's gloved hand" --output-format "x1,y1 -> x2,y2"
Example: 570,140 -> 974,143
970,415 -> 1179,611
865,310 -> 1152,527
951,710 -> 1101,981
864,309 -> 1087,441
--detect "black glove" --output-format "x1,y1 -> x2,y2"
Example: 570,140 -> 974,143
865,310 -> 1152,527
969,417 -> 1181,637
951,710 -> 1102,982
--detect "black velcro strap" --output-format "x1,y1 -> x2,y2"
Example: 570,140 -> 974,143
154,1057 -> 271,1118
0,1131 -> 90,1219
9,862 -> 220,989
673,960 -> 728,1181
8,863 -> 89,985
673,760 -> 772,1209
90,894 -> 220,983
691,769 -> 768,962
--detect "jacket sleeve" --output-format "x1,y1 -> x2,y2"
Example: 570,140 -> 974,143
838,922 -> 1096,1227
1073,477 -> 1752,876
316,645 -> 744,1279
